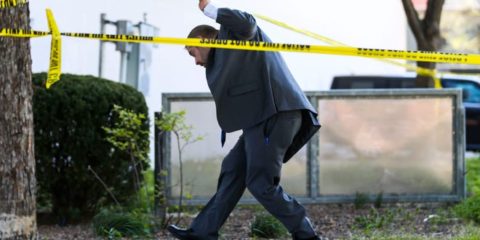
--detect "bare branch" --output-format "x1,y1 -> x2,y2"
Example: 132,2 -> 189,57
424,0 -> 445,27
401,0 -> 428,47
88,165 -> 121,206
423,0 -> 445,48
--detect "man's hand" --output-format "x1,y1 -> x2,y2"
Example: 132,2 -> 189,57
199,0 -> 210,11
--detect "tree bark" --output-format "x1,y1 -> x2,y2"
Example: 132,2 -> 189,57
0,3 -> 37,240
402,0 -> 445,87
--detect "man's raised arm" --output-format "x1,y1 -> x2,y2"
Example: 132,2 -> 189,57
198,0 -> 258,40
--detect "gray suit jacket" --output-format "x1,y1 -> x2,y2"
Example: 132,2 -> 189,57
206,8 -> 320,162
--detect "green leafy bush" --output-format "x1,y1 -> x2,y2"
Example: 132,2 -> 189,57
33,73 -> 149,222
250,213 -> 288,238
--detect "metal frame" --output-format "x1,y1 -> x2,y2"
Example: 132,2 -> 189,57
156,89 -> 465,205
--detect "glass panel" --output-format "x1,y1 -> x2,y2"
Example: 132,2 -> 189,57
169,100 -> 307,198
317,97 -> 454,195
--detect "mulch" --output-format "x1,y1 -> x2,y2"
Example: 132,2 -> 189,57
38,202 -> 466,239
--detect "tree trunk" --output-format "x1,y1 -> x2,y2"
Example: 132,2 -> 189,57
0,3 -> 37,240
402,0 -> 445,87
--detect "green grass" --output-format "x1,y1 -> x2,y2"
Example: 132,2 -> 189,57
466,157 -> 480,195
349,224 -> 480,239
346,156 -> 480,240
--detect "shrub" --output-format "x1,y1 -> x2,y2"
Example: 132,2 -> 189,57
455,157 -> 480,224
92,207 -> 151,238
33,73 -> 149,223
250,213 -> 288,238
454,194 -> 480,224
103,105 -> 151,210
466,157 -> 480,195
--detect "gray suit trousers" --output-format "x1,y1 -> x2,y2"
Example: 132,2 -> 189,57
189,110 -> 316,239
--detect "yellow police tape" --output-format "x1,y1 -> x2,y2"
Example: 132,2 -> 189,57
46,9 -> 61,89
0,28 -> 49,37
253,13 -> 444,88
61,33 -> 480,65
0,0 -> 28,8
2,9 -> 480,88
5,29 -> 477,65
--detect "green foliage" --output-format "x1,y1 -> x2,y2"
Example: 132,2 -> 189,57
466,157 -> 480,195
92,207 -> 151,238
33,73 -> 149,222
454,194 -> 480,224
354,208 -> 395,234
137,170 -> 155,210
250,213 -> 288,239
354,192 -> 369,209
454,157 -> 480,225
156,111 -> 203,146
103,105 -> 151,210
104,227 -> 122,240
103,105 -> 149,164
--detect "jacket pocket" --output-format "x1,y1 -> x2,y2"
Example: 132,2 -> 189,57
227,82 -> 260,96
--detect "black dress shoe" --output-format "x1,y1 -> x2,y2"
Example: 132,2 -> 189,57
167,225 -> 198,240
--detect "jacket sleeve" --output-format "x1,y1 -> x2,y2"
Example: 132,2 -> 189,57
216,8 -> 258,40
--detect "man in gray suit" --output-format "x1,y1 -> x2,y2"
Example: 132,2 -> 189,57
168,1 -> 321,239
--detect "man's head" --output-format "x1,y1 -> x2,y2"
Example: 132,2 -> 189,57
186,25 -> 219,67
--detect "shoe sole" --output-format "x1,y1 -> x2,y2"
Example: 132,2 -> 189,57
167,227 -> 191,240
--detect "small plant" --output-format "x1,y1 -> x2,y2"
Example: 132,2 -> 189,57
92,106 -> 155,238
354,208 -> 395,234
374,191 -> 383,209
104,227 -> 122,240
424,209 -> 451,226
156,111 -> 203,222
250,213 -> 288,239
92,207 -> 151,238
354,192 -> 369,209
454,194 -> 480,224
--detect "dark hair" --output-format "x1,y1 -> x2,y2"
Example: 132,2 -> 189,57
187,25 -> 219,39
